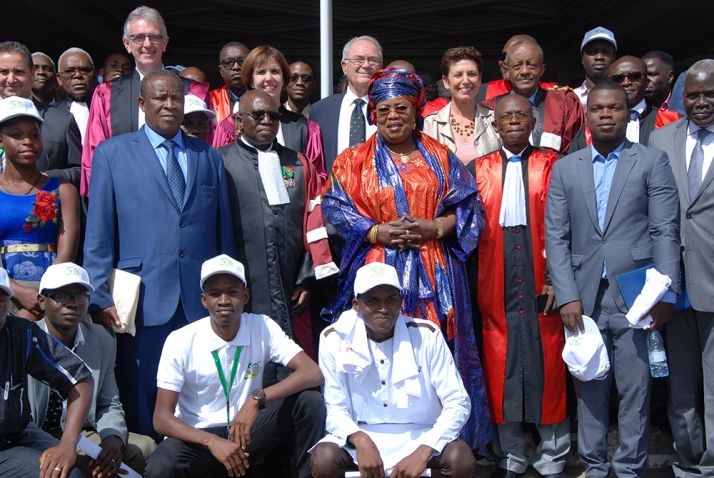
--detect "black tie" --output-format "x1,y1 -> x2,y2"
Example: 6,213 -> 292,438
42,390 -> 64,436
162,139 -> 186,207
349,98 -> 366,146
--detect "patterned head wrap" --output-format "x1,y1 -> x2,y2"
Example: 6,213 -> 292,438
367,68 -> 426,124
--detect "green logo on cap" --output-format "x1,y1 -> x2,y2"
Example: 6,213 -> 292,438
218,257 -> 233,266
64,266 -> 80,277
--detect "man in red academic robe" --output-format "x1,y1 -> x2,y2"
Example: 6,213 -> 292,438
483,42 -> 583,155
209,41 -> 249,125
80,6 -> 209,196
467,94 -> 568,478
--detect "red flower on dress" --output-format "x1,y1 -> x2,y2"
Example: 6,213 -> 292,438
24,189 -> 59,232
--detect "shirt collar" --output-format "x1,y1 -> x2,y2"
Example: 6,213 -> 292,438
143,125 -> 185,152
200,315 -> 251,351
591,141 -> 625,162
631,99 -> 647,116
660,91 -> 672,111
38,319 -> 85,350
343,87 -> 368,105
239,135 -> 274,153
687,121 -> 714,137
502,146 -> 529,159
527,87 -> 540,105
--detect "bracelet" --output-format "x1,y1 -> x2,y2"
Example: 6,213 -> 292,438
368,225 -> 379,244
434,219 -> 444,240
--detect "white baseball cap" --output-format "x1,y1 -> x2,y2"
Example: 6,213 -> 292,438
39,262 -> 95,294
562,314 -> 610,381
0,267 -> 12,297
580,26 -> 617,54
0,97 -> 43,125
200,254 -> 247,290
184,94 -> 216,118
354,262 -> 402,296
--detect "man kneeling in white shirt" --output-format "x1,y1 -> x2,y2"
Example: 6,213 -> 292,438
145,255 -> 325,478
310,262 -> 476,478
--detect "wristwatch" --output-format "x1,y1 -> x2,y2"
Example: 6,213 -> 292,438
251,388 -> 266,409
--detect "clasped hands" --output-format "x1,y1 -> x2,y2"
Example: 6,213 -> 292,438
374,214 -> 440,250
205,399 -> 259,477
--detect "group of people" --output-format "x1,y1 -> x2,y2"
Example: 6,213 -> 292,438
0,4 -> 712,478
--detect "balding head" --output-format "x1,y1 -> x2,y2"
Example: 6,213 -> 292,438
500,34 -> 539,78
179,66 -> 208,83
684,59 -> 714,128
237,89 -> 280,149
387,59 -> 415,72
493,94 -> 535,152
608,56 -> 647,106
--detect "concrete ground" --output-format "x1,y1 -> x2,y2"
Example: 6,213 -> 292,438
474,426 -> 676,477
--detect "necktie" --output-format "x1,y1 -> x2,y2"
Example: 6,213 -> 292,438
630,111 -> 640,121
162,139 -> 185,207
349,98 -> 366,146
688,129 -> 710,201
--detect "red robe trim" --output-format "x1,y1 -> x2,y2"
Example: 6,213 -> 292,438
209,86 -> 232,125
475,149 -> 566,425
483,79 -> 558,101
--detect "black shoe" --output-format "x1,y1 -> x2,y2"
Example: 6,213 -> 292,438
490,468 -> 524,478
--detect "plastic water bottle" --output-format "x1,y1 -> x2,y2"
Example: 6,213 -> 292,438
647,329 -> 669,378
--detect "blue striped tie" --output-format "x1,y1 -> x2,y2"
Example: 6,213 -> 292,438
162,139 -> 185,207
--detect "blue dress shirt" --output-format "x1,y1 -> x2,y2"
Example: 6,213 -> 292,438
143,125 -> 189,182
591,143 -> 675,303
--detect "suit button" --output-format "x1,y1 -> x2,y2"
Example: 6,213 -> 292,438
383,403 -> 388,407
519,309 -> 525,315
519,294 -> 525,300
179,250 -> 185,257
602,240 -> 607,244
686,213 -> 692,219
381,381 -> 386,386
179,223 -> 185,228
517,279 -> 523,284
515,245 -> 522,251
514,228 -> 521,234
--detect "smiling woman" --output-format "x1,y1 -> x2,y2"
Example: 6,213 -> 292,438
423,46 -> 501,164
322,67 -> 493,450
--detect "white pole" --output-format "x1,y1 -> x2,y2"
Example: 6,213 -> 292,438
320,0 -> 333,99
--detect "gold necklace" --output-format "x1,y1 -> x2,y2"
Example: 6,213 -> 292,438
385,144 -> 417,163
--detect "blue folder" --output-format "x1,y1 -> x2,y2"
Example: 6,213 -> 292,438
615,265 -> 690,312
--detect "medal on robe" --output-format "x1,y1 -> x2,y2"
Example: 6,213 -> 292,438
282,166 -> 295,188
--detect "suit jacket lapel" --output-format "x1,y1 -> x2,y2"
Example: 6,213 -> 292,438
603,142 -> 637,232
578,150 -> 601,235
183,139 -> 198,209
136,129 -> 180,211
668,120 -> 690,205
691,139 -> 714,206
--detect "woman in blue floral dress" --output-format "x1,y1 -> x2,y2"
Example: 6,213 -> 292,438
0,97 -> 79,320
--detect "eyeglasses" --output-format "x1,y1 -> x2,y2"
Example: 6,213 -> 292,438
220,57 -> 245,68
289,74 -> 313,83
127,33 -> 164,45
610,72 -> 644,83
345,56 -> 381,67
239,110 -> 280,122
46,292 -> 90,305
60,66 -> 94,78
497,112 -> 532,122
375,103 -> 411,118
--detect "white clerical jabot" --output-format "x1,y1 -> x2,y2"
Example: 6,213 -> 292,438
499,147 -> 528,228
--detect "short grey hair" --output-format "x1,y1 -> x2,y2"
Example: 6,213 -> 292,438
687,59 -> 714,80
123,5 -> 167,39
341,35 -> 383,63
58,47 -> 94,70
505,41 -> 545,65
32,52 -> 55,70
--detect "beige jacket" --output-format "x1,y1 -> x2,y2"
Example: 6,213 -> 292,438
422,102 -> 501,159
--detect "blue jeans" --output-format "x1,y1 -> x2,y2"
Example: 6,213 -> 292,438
0,422 -> 84,478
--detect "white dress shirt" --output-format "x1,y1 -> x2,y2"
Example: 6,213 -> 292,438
574,81 -> 590,108
157,314 -> 302,429
69,101 -> 90,145
626,99 -> 647,143
685,122 -> 714,182
314,310 -> 470,469
337,88 -> 376,156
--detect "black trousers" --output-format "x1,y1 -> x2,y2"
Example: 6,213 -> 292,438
145,390 -> 325,478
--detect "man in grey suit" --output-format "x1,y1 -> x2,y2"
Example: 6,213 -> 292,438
649,59 -> 714,478
28,263 -> 156,476
546,81 -> 680,478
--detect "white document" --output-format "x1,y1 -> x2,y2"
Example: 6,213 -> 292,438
109,268 -> 141,336
76,434 -> 142,478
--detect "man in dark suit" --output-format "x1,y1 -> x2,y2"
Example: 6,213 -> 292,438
546,81 -> 680,478
649,59 -> 714,478
0,41 -> 82,186
83,70 -> 234,436
309,35 -> 382,173
81,5 -> 208,196
56,48 -> 97,148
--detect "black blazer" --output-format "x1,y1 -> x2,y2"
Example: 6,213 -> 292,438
309,92 -> 346,174
33,99 -> 82,188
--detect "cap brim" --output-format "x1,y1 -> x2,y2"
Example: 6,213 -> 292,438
0,112 -> 43,125
200,270 -> 246,290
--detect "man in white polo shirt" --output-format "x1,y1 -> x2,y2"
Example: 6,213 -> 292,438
310,262 -> 476,478
145,254 -> 325,478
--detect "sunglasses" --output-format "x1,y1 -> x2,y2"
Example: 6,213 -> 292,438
610,72 -> 644,83
239,110 -> 280,122
221,57 -> 245,68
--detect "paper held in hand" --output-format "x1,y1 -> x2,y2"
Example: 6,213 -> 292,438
77,434 -> 142,478
109,268 -> 141,336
